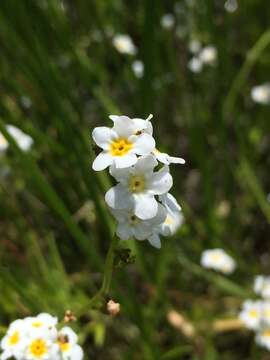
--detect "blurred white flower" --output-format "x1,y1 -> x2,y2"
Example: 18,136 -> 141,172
188,57 -> 203,73
161,14 -> 175,30
199,45 -> 217,65
254,275 -> 270,299
262,301 -> 270,327
188,40 -> 201,54
111,203 -> 166,247
24,333 -> 60,360
153,148 -> 185,165
251,84 -> 270,105
0,319 -> 27,360
158,193 -> 183,236
20,96 -> 32,109
256,328 -> 270,350
6,125 -> 33,151
224,0 -> 238,13
132,60 -> 144,78
92,115 -> 155,171
58,327 -> 83,360
112,34 -> 137,55
24,313 -> 58,339
200,248 -> 236,274
239,300 -> 263,330
105,155 -> 172,220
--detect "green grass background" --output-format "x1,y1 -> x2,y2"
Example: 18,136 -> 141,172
0,0 -> 270,358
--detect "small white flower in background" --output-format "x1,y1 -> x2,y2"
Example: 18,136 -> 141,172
188,57 -> 203,73
251,84 -> 270,105
200,248 -> 236,274
262,301 -> 270,327
161,14 -> 175,30
199,45 -> 217,66
239,300 -> 263,330
58,327 -> 83,360
0,125 -> 33,153
0,313 -> 84,360
132,60 -> 144,78
92,115 -> 155,171
6,125 -> 33,151
256,327 -> 270,351
254,275 -> 270,299
112,34 -> 137,55
20,96 -> 32,109
105,155 -> 173,220
188,40 -> 201,54
224,0 -> 238,13
92,113 -> 185,248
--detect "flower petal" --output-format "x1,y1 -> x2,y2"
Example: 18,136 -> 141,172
109,163 -> 130,182
133,154 -> 158,175
117,223 -> 132,240
148,166 -> 173,195
134,194 -> 158,220
132,133 -> 155,155
114,153 -> 137,168
168,155 -> 185,164
92,152 -> 113,171
159,193 -> 181,212
92,127 -> 117,150
112,116 -> 137,137
148,233 -> 161,248
105,184 -> 133,209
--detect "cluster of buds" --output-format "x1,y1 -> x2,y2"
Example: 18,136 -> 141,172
239,276 -> 270,351
0,313 -> 83,360
91,114 -> 184,248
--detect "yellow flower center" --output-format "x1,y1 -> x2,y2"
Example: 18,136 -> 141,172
210,253 -> 221,262
29,339 -> 48,357
110,138 -> 133,157
8,331 -> 20,346
128,176 -> 145,193
263,330 -> 270,338
164,215 -> 174,225
32,321 -> 43,328
249,309 -> 258,318
58,334 -> 71,353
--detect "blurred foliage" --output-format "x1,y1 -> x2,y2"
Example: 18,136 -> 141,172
0,0 -> 270,359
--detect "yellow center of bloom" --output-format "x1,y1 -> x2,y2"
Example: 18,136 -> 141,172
128,176 -> 145,193
210,253 -> 221,262
59,341 -> 71,353
8,331 -> 19,346
263,330 -> 270,338
32,321 -> 43,328
249,309 -> 258,318
110,138 -> 133,157
164,215 -> 174,225
29,339 -> 48,357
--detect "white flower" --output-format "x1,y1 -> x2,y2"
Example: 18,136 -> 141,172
105,155 -> 173,220
111,203 -> 166,246
158,193 -> 183,236
112,34 -> 137,55
239,300 -> 263,330
132,60 -> 144,78
24,313 -> 58,340
153,148 -> 185,165
24,332 -> 60,360
262,301 -> 270,327
251,84 -> 270,105
92,115 -> 155,171
256,327 -> 270,350
6,125 -> 33,151
224,0 -> 238,13
254,275 -> 270,299
200,248 -> 236,274
188,40 -> 201,54
199,45 -> 217,65
58,327 -> 83,360
188,57 -> 203,73
161,14 -> 175,29
0,319 -> 27,360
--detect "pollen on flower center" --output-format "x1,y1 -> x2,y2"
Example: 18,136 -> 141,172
164,215 -> 174,225
128,175 -> 145,193
129,214 -> 140,225
249,310 -> 258,318
32,321 -> 43,328
8,331 -> 20,346
29,339 -> 48,357
110,138 -> 133,157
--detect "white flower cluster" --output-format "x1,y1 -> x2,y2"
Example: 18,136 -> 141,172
0,313 -> 83,360
200,248 -> 236,274
91,114 -> 185,248
188,43 -> 217,73
239,276 -> 270,351
251,83 -> 270,105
